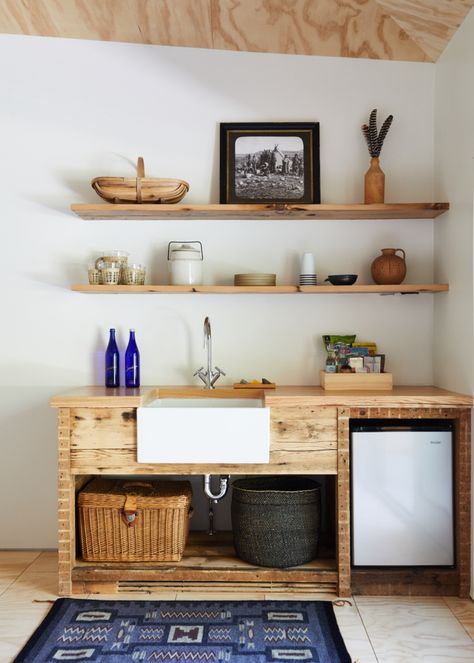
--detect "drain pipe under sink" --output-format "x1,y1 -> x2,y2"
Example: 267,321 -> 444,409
203,474 -> 230,536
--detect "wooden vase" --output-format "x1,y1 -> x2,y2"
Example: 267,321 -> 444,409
364,157 -> 385,204
371,248 -> 406,285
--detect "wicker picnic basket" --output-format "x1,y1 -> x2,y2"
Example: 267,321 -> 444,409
78,478 -> 193,562
91,157 -> 189,204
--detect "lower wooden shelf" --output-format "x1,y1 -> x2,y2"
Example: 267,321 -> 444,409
71,283 -> 449,294
72,531 -> 337,594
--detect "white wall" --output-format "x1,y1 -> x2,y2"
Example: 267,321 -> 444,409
0,35 -> 436,547
434,8 -> 474,394
433,7 -> 474,596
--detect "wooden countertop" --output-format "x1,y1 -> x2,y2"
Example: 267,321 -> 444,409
50,385 -> 473,408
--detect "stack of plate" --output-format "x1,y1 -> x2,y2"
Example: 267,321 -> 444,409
299,273 -> 318,286
234,273 -> 276,286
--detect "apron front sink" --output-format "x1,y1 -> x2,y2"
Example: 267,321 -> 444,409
137,397 -> 270,464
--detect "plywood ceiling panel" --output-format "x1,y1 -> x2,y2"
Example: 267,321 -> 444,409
377,0 -> 474,60
0,0 -> 214,48
211,0 -> 428,61
0,0 -> 472,62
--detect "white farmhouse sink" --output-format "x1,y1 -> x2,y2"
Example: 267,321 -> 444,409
137,397 -> 270,464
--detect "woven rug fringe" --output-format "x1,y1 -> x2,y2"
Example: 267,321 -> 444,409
333,599 -> 353,607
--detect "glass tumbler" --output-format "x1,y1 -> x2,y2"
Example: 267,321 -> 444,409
123,264 -> 146,285
88,264 -> 102,285
101,262 -> 121,285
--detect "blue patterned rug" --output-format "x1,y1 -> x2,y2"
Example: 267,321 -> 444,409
14,599 -> 351,662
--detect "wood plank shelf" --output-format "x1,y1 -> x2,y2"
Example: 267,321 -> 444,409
72,283 -> 449,294
72,284 -> 196,293
71,202 -> 449,221
299,283 -> 449,294
71,285 -> 297,293
71,532 -> 337,594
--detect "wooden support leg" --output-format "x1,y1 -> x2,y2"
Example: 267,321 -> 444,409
456,409 -> 471,598
337,408 -> 351,597
57,408 -> 75,596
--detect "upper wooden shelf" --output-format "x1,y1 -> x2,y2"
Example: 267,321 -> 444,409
71,202 -> 449,221
72,284 -> 449,294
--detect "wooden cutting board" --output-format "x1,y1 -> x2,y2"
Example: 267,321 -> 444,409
233,382 -> 276,389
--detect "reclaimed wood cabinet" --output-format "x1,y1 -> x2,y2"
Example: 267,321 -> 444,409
52,386 -> 472,598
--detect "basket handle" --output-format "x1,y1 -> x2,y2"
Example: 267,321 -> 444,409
136,157 -> 145,204
123,481 -> 154,492
121,482 -> 154,527
121,494 -> 138,527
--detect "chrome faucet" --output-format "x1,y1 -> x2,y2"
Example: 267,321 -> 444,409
194,316 -> 225,389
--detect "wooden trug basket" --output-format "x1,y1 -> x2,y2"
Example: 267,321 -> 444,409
91,157 -> 189,204
78,478 -> 193,562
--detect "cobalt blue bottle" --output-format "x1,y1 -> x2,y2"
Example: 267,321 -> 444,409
105,328 -> 120,388
125,329 -> 140,388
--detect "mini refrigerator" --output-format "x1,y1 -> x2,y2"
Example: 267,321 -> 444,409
351,419 -> 454,566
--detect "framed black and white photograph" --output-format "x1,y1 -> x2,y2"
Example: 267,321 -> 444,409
220,122 -> 320,204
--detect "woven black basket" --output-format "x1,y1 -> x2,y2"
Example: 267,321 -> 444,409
231,477 -> 321,568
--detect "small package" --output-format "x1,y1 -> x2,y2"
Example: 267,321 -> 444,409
364,356 -> 382,373
353,342 -> 377,356
349,356 -> 366,372
322,334 -> 356,372
349,347 -> 370,357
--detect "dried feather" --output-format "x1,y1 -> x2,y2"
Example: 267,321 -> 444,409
362,109 -> 393,157
361,124 -> 371,148
377,114 -> 393,154
368,109 -> 378,156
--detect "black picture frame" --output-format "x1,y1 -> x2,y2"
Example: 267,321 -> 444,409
220,122 -> 320,204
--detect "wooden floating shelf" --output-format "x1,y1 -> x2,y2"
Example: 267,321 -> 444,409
299,283 -> 449,293
71,202 -> 449,221
194,285 -> 298,293
72,284 -> 196,293
72,283 -> 449,294
72,285 -> 295,293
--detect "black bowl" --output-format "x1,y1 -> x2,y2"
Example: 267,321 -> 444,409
325,274 -> 358,286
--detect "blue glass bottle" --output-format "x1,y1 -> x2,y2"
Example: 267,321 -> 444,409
105,328 -> 120,388
125,329 -> 140,388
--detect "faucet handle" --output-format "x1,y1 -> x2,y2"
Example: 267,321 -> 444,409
210,366 -> 226,387
193,366 -> 205,377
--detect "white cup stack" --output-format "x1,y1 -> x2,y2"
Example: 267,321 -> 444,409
299,252 -> 317,286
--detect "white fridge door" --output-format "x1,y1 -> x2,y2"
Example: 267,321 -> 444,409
352,430 -> 453,566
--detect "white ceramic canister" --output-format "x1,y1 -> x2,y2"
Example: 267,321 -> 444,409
168,241 -> 203,285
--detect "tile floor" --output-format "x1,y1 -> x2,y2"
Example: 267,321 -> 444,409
1,551 -> 474,662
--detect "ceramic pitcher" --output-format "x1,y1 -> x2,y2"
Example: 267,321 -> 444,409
371,248 -> 406,284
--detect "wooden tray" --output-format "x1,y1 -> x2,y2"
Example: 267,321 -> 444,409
319,370 -> 392,391
233,382 -> 276,389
